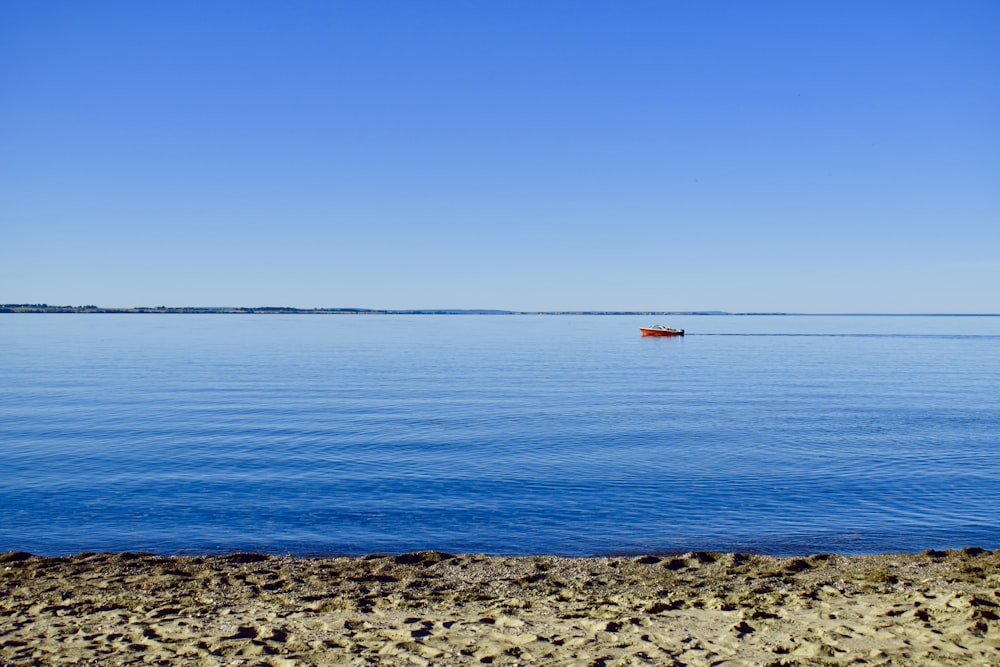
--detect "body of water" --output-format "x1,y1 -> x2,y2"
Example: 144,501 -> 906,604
2,314 -> 998,556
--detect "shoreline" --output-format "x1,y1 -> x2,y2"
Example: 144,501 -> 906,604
3,548 -> 998,665
5,306 -> 999,316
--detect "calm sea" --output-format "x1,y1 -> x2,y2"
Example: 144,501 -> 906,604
2,314 -> 999,556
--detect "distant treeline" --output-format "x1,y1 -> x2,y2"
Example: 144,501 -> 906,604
0,304 -> 734,315
3,305 -> 994,315
0,305 -> 386,314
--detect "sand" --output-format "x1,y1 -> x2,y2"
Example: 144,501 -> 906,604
2,548 -> 999,666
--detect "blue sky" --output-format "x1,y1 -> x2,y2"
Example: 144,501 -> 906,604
2,1 -> 998,312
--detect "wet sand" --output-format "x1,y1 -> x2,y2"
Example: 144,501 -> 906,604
2,548 -> 999,665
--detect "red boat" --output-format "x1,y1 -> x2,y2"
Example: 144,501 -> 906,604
640,324 -> 685,337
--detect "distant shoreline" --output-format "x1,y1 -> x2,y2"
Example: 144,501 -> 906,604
2,305 -> 998,316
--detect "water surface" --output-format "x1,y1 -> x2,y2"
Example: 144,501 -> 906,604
2,314 -> 998,555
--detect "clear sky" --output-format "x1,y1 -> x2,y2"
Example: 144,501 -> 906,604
2,1 -> 998,312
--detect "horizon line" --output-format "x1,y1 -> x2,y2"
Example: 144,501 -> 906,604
3,304 -> 999,317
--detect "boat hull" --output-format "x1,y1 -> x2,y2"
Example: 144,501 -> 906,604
640,327 -> 684,337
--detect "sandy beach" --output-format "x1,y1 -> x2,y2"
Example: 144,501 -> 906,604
2,548 -> 999,666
